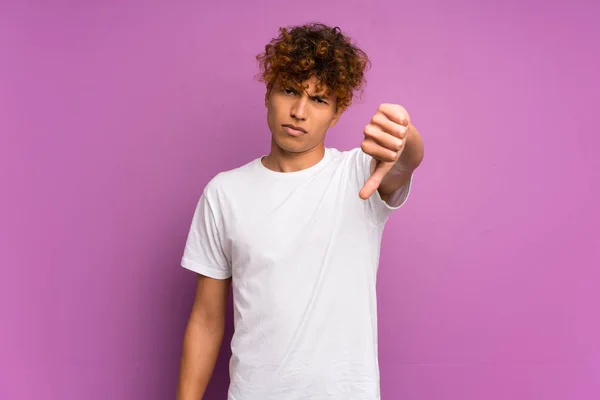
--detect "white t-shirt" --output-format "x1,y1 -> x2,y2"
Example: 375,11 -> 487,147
181,147 -> 412,400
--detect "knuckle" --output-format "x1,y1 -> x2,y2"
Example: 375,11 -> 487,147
372,112 -> 385,125
360,140 -> 370,153
364,124 -> 380,138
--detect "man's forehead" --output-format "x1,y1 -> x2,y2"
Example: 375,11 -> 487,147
275,76 -> 326,93
298,79 -> 332,97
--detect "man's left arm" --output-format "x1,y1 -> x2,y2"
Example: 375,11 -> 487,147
377,122 -> 424,203
359,104 -> 425,203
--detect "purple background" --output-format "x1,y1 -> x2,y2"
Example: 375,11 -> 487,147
1,0 -> 599,399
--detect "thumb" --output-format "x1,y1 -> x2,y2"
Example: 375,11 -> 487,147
359,160 -> 395,200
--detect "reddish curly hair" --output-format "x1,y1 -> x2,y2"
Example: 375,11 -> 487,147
256,23 -> 371,111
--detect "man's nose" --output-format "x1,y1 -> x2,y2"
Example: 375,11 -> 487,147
290,97 -> 307,121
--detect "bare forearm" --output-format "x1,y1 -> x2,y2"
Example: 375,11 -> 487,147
177,317 -> 225,400
397,123 -> 424,170
378,123 -> 424,197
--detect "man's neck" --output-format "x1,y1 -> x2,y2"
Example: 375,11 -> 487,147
262,142 -> 325,173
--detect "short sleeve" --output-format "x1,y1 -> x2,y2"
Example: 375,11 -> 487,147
354,149 -> 413,225
181,190 -> 232,279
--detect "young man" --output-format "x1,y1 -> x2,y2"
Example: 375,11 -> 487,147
177,23 -> 424,399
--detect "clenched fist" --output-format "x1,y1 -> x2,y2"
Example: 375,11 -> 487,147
359,104 -> 411,200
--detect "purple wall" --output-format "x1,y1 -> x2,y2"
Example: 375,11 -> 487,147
1,1 -> 599,399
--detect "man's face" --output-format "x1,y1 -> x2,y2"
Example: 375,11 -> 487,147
266,75 -> 341,154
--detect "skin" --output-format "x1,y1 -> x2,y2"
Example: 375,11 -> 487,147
177,275 -> 230,400
177,74 -> 424,400
262,75 -> 424,202
261,76 -> 342,173
360,103 -> 424,202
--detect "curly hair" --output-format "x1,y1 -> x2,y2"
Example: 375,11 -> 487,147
256,23 -> 371,111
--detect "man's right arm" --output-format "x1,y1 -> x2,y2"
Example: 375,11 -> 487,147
177,274 -> 231,400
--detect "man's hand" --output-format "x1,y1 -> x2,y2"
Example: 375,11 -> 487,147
359,104 -> 411,200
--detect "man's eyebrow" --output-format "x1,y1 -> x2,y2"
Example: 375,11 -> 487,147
308,92 -> 331,100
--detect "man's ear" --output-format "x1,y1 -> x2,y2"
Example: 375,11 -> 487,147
330,107 -> 343,128
265,84 -> 275,107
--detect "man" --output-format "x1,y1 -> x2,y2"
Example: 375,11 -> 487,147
177,23 -> 424,399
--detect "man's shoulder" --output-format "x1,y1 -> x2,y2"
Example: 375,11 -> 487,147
329,146 -> 365,161
202,156 -> 260,198
201,147 -> 367,199
328,146 -> 370,172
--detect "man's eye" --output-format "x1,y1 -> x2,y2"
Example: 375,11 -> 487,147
284,88 -> 296,95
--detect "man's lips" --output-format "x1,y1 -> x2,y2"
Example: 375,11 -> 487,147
282,124 -> 307,133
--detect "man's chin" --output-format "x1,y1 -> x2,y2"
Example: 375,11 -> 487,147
272,137 -> 325,155
272,135 -> 305,151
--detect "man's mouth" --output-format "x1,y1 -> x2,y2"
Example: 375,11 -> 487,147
282,124 -> 307,136
282,124 -> 307,133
